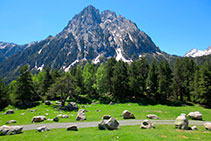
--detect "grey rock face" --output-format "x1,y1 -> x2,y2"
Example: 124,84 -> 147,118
140,120 -> 155,129
0,125 -> 23,135
0,5 -> 161,82
175,113 -> 189,130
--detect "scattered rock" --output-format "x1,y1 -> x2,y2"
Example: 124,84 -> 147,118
98,118 -> 119,130
5,109 -> 14,115
191,126 -> 198,130
29,109 -> 36,113
0,125 -> 23,135
109,102 -> 115,105
188,111 -> 202,120
102,115 -> 111,120
204,122 -> 211,131
45,113 -> 49,116
66,102 -> 78,111
6,120 -> 16,124
47,118 -> 53,121
37,126 -> 50,132
175,113 -> 189,130
122,110 -> 135,119
20,113 -> 25,116
44,100 -> 52,105
62,115 -> 69,118
78,109 -> 88,113
53,117 -> 59,122
76,112 -> 86,121
32,116 -> 47,123
140,120 -> 155,129
67,125 -> 78,131
56,101 -> 61,105
146,114 -> 159,119
96,109 -> 101,112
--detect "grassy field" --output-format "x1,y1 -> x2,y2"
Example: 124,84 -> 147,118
0,125 -> 210,141
1,102 -> 211,126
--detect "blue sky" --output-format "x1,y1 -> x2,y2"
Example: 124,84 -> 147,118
0,0 -> 210,56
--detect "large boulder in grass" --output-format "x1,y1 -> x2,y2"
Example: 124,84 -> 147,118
98,118 -> 119,130
146,114 -> 159,119
140,120 -> 155,129
204,122 -> 211,131
76,112 -> 86,121
67,125 -> 78,131
175,113 -> 189,130
37,126 -> 50,132
188,111 -> 202,120
32,116 -> 47,123
102,115 -> 111,120
0,125 -> 23,135
122,110 -> 135,119
44,100 -> 52,105
6,120 -> 16,124
66,102 -> 78,111
5,109 -> 14,115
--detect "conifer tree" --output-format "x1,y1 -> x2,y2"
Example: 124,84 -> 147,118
158,60 -> 172,101
146,59 -> 158,98
0,77 -> 9,110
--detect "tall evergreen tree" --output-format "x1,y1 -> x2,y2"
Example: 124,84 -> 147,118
105,58 -> 117,94
139,57 -> 149,95
111,61 -> 129,101
146,59 -> 158,98
15,65 -> 35,108
197,62 -> 211,106
41,66 -> 53,97
94,63 -> 108,95
73,65 -> 84,96
0,77 -> 9,110
158,60 -> 173,101
82,62 -> 95,98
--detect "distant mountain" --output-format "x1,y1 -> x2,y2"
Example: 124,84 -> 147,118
184,46 -> 211,57
0,41 -> 37,63
0,5 -> 170,82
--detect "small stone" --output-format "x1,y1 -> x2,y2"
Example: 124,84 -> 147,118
67,125 -> 78,131
44,100 -> 52,105
188,111 -> 202,120
109,102 -> 115,105
20,113 -> 25,116
140,120 -> 155,129
6,109 -> 14,115
191,126 -> 198,130
122,110 -> 135,119
6,120 -> 16,124
146,114 -> 159,119
53,117 -> 59,122
102,115 -> 111,120
32,116 -> 47,123
45,113 -> 49,116
204,122 -> 211,131
37,126 -> 50,132
96,109 -> 101,112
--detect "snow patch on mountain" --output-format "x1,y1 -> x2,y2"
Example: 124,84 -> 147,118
115,48 -> 132,62
184,46 -> 211,57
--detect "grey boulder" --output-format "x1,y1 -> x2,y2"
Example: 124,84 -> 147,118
188,111 -> 202,120
6,120 -> 16,124
122,110 -> 135,119
37,126 -> 50,132
146,114 -> 159,119
98,118 -> 119,130
0,125 -> 23,135
32,116 -> 47,123
204,122 -> 211,131
140,120 -> 155,129
66,102 -> 78,111
67,125 -> 78,131
175,113 -> 189,130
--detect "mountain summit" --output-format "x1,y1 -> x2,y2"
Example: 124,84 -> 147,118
184,46 -> 211,57
0,5 -> 162,81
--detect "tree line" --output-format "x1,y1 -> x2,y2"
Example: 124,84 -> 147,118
0,57 -> 211,109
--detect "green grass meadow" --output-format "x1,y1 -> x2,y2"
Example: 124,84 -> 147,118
0,125 -> 211,141
1,102 -> 211,126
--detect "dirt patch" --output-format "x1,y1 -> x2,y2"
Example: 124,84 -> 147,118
178,135 -> 189,139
